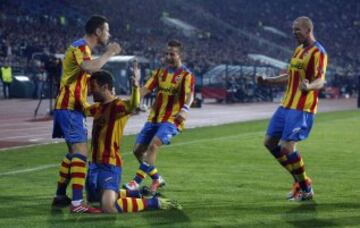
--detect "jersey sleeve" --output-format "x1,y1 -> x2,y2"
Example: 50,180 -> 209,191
144,69 -> 160,91
314,51 -> 328,80
183,73 -> 195,94
73,45 -> 91,66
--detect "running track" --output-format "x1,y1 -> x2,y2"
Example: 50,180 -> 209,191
0,98 -> 357,150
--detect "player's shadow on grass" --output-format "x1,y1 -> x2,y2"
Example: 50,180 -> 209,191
0,194 -> 117,226
46,208 -> 188,227
47,212 -> 117,227
283,201 -> 360,227
141,209 -> 191,227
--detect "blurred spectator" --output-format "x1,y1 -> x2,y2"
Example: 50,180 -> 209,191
31,59 -> 47,99
0,0 -> 358,98
0,60 -> 12,99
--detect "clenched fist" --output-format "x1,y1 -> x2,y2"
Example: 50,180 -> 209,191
106,42 -> 121,56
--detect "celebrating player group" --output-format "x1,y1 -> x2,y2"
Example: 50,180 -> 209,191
51,14 -> 327,213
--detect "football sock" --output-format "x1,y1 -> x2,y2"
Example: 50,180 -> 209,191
271,146 -> 292,170
56,153 -> 72,196
271,146 -> 296,181
114,197 -> 159,213
287,151 -> 311,192
119,189 -> 142,198
133,162 -> 150,184
70,153 -> 87,203
148,165 -> 159,180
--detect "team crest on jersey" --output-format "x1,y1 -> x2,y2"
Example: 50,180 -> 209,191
175,74 -> 182,83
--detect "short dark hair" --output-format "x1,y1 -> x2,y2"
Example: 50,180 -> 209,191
167,40 -> 183,52
90,70 -> 113,90
85,15 -> 108,35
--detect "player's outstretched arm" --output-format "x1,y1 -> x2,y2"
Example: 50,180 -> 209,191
81,42 -> 121,73
141,69 -> 158,98
256,74 -> 289,86
126,60 -> 141,112
127,85 -> 140,113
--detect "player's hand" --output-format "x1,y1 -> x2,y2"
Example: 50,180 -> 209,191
256,75 -> 268,85
130,59 -> 140,87
301,79 -> 310,91
175,110 -> 187,123
106,42 -> 121,56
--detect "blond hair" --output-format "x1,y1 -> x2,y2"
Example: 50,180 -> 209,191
295,16 -> 314,31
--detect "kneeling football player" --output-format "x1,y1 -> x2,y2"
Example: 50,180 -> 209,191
84,67 -> 181,213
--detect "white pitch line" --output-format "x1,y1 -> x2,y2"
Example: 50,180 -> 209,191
0,131 -> 263,177
0,126 -> 51,133
28,138 -> 44,142
0,133 -> 51,140
0,114 -> 357,177
0,164 -> 58,176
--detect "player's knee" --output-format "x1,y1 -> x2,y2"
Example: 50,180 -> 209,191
263,138 -> 273,151
264,136 -> 279,151
133,147 -> 140,156
133,150 -> 143,162
280,143 -> 295,154
152,137 -> 163,147
148,141 -> 161,153
101,190 -> 118,213
133,145 -> 146,160
101,202 -> 116,213
133,146 -> 142,155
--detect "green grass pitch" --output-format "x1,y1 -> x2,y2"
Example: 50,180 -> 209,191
0,110 -> 359,227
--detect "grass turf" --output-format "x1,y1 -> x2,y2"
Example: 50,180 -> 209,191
0,110 -> 359,227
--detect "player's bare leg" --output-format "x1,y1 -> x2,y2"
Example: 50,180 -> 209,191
144,137 -> 162,165
133,144 -> 148,162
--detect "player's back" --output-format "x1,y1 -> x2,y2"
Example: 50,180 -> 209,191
91,98 -> 132,167
55,39 -> 92,111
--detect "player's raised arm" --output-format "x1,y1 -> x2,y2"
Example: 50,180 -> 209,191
126,60 -> 141,112
81,42 -> 121,73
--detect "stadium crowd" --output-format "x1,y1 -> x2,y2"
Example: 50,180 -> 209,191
0,0 -> 358,98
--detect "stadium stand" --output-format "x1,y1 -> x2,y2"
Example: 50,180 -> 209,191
0,0 -> 358,100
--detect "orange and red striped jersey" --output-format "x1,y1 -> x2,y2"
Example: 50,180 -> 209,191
55,38 -> 92,111
281,41 -> 327,113
85,88 -> 140,167
144,65 -> 195,130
